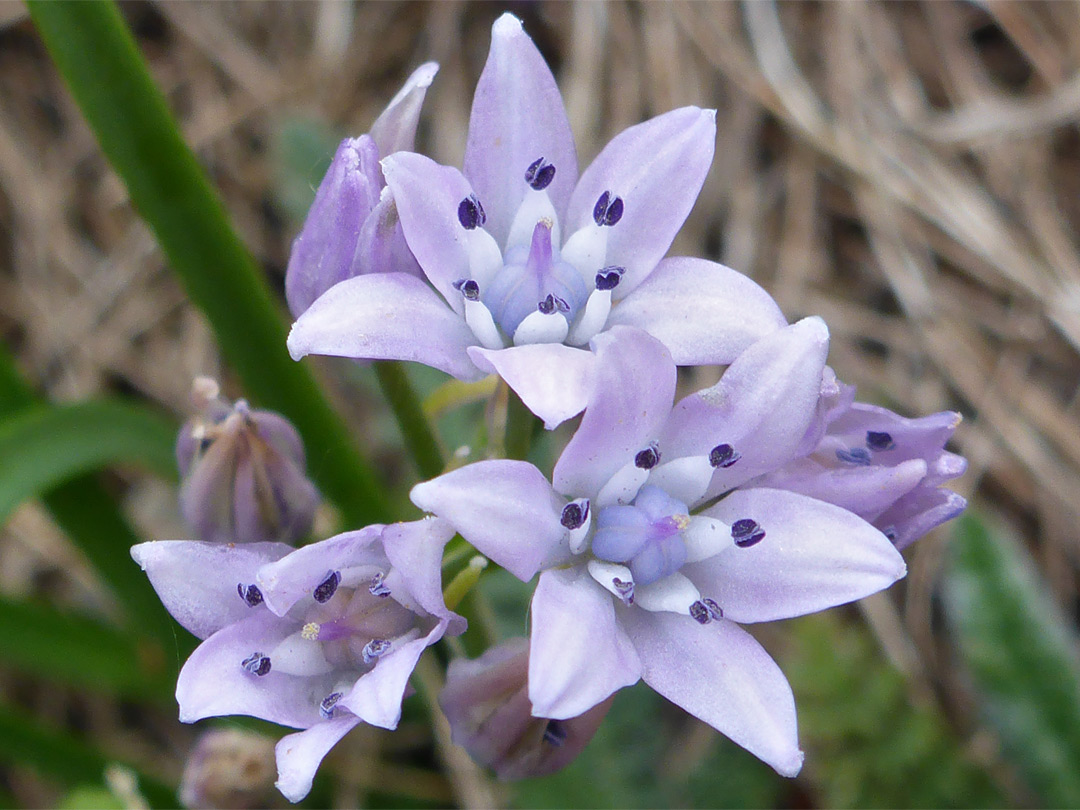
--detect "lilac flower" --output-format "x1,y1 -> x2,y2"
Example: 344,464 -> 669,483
285,62 -> 439,317
288,13 -> 786,428
440,637 -> 612,781
176,378 -> 319,545
131,518 -> 464,802
410,325 -> 907,774
755,382 -> 967,549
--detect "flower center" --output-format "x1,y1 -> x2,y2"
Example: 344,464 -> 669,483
590,485 -> 690,586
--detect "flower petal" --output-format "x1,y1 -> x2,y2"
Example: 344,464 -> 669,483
464,13 -> 578,247
369,62 -> 439,157
275,711 -> 363,803
660,317 -> 830,495
553,327 -> 675,497
131,540 -> 291,639
875,486 -> 967,550
528,568 -> 641,719
566,107 -> 716,297
287,272 -> 484,382
176,612 -> 333,728
410,460 -> 565,582
622,609 -> 803,777
692,488 -> 906,623
381,518 -> 466,633
468,343 -> 596,430
608,257 -> 787,365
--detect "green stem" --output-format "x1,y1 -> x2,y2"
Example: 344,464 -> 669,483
373,361 -> 445,480
503,387 -> 537,462
442,555 -> 488,612
27,0 -> 388,526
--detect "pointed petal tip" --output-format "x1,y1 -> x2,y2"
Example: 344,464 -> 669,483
285,323 -> 308,361
493,12 -> 524,36
776,747 -> 805,778
411,61 -> 439,88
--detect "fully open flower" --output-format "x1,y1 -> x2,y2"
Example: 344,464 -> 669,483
410,325 -> 907,775
288,13 -> 786,428
132,518 -> 464,803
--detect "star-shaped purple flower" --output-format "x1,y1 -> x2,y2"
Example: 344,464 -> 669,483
132,518 -> 464,802
287,13 -> 786,428
409,325 -> 907,775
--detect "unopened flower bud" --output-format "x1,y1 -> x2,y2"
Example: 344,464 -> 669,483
176,378 -> 319,545
179,727 -> 278,809
439,638 -> 611,780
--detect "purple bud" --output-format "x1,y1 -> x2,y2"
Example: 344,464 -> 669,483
731,518 -> 765,548
525,157 -> 556,191
458,194 -> 486,230
177,378 -> 320,546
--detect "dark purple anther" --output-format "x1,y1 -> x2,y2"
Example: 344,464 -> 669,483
542,720 -> 568,747
882,526 -> 898,543
458,194 -> 486,230
634,442 -> 661,470
313,571 -> 341,604
836,447 -> 872,466
592,191 -> 625,227
237,583 -> 263,607
453,278 -> 481,301
595,266 -> 624,291
612,577 -> 635,605
866,431 -> 896,452
689,600 -> 711,624
709,443 -> 741,469
702,598 -> 723,620
241,652 -> 271,677
525,157 -> 556,191
362,638 -> 392,665
731,518 -> 765,548
537,294 -> 570,315
369,571 -> 391,598
319,691 -> 343,720
560,500 -> 589,530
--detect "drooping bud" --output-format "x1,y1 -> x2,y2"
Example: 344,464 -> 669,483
439,638 -> 612,781
178,727 -> 277,810
177,378 -> 319,545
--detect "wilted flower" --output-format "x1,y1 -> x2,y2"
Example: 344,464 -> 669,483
411,325 -> 908,775
288,13 -> 785,428
176,377 -> 319,545
285,62 -> 439,317
179,728 -> 277,810
440,637 -> 612,780
131,518 -> 464,802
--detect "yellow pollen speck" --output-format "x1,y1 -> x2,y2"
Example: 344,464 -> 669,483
540,216 -> 553,228
301,622 -> 320,641
673,514 -> 691,530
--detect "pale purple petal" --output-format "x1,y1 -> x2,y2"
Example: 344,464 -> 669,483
381,518 -> 466,632
256,527 -> 385,617
353,192 -> 423,279
131,540 -> 291,639
176,613 -> 333,727
876,487 -> 968,550
829,404 -> 962,465
565,107 -> 716,297
468,343 -> 596,430
621,609 -> 804,777
528,568 -> 641,719
608,257 -> 787,366
553,327 -> 675,498
381,152 -> 485,308
692,488 -> 906,623
275,712 -> 363,803
287,272 -> 484,382
369,62 -> 439,157
464,13 -> 578,246
659,317 -> 830,494
410,461 -> 565,582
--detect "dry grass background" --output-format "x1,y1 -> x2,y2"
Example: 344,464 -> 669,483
1,0 -> 1079,805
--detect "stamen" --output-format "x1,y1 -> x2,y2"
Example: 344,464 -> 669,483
457,194 -> 486,230
594,266 -> 624,291
709,443 -> 741,468
866,430 -> 896,452
525,157 -> 556,191
301,622 -> 320,641
634,442 -> 661,470
689,600 -> 711,624
237,583 -> 263,607
543,720 -> 568,747
537,294 -> 570,315
452,278 -> 481,301
836,447 -> 872,466
313,571 -> 341,604
369,572 -> 391,598
362,638 -> 392,665
560,500 -> 590,530
241,652 -> 271,677
703,598 -> 723,619
731,518 -> 765,548
612,577 -> 635,605
319,691 -> 343,720
592,191 -> 625,226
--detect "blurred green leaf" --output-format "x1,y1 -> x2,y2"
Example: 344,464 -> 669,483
944,511 -> 1080,807
784,610 -> 1006,808
28,0 -> 389,527
57,786 -> 124,810
271,114 -> 340,224
0,400 -> 177,528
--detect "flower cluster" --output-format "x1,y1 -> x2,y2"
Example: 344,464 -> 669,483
136,12 -> 968,804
